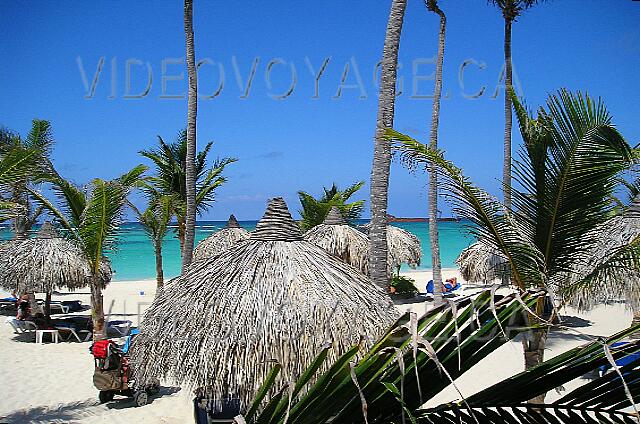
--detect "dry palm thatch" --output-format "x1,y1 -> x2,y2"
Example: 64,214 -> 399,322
0,222 -> 111,294
563,196 -> 640,311
131,198 -> 398,413
360,223 -> 422,273
303,206 -> 370,274
193,214 -> 250,261
456,241 -> 509,283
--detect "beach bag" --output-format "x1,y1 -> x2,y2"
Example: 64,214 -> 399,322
91,340 -> 112,359
93,369 -> 123,391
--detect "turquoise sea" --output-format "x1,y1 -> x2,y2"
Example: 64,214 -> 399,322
0,220 -> 474,281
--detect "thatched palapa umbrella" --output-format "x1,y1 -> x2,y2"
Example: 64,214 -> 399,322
563,196 -> 640,312
360,223 -> 422,275
0,222 -> 111,316
131,198 -> 398,412
456,241 -> 509,283
193,214 -> 250,261
303,206 -> 370,274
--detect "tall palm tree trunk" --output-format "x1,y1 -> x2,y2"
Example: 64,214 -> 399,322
369,0 -> 407,289
522,298 -> 550,403
182,0 -> 198,271
90,275 -> 105,340
154,242 -> 164,293
427,1 -> 446,306
503,18 -> 513,209
11,182 -> 29,240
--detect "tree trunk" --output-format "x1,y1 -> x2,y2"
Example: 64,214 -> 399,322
90,276 -> 106,341
631,310 -> 640,339
369,0 -> 407,290
182,0 -> 198,272
44,291 -> 52,319
522,327 -> 548,403
427,3 -> 446,307
522,298 -> 549,403
11,181 -> 29,240
155,242 -> 164,294
503,18 -> 513,209
178,216 -> 186,257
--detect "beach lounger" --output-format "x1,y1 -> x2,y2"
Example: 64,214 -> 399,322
55,323 -> 92,342
598,341 -> 640,377
4,317 -> 37,334
107,320 -> 133,338
49,302 -> 70,315
425,280 -> 461,296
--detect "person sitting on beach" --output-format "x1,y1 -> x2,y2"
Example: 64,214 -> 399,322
443,277 -> 458,293
15,294 -> 31,320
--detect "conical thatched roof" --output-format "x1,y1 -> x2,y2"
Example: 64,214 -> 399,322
193,214 -> 250,261
304,207 -> 370,274
0,222 -> 112,294
360,223 -> 422,271
131,198 -> 398,413
456,241 -> 509,283
564,196 -> 640,311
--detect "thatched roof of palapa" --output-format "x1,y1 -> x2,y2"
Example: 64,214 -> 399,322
131,198 -> 398,413
563,196 -> 640,311
456,241 -> 509,283
0,222 -> 111,294
304,206 -> 370,274
193,214 -> 250,261
360,223 -> 422,271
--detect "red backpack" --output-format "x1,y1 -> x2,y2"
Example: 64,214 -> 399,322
91,340 -> 113,359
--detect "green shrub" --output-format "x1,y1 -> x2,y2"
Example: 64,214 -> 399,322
389,275 -> 418,296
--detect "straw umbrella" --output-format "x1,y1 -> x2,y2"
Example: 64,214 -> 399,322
360,223 -> 422,276
131,198 -> 398,413
193,214 -> 250,261
563,196 -> 640,313
0,222 -> 111,317
456,241 -> 509,284
303,206 -> 370,274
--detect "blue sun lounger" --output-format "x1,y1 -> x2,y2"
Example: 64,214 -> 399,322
426,280 -> 461,295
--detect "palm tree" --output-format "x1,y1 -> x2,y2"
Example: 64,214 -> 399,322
129,193 -> 175,292
0,120 -> 53,238
369,0 -> 408,290
489,0 -> 544,209
390,89 -> 638,383
140,130 -> 236,256
298,181 -> 365,231
30,165 -> 147,339
425,0 -> 447,306
183,0 -> 198,271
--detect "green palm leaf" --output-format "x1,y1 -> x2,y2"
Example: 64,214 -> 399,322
245,290 -> 543,423
388,129 -> 545,290
417,326 -> 640,423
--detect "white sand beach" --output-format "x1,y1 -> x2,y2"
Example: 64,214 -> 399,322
0,270 -> 632,423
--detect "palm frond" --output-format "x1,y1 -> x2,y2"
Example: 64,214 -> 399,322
417,325 -> 640,423
511,89 -> 635,277
23,119 -> 53,154
26,187 -> 75,235
79,179 -> 128,269
244,289 -> 544,422
35,169 -> 87,227
388,129 -> 545,290
0,146 -> 41,187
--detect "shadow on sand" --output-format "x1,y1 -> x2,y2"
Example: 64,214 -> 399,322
0,387 -> 181,423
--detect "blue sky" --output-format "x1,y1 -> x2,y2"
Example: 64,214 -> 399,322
1,0 -> 639,220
